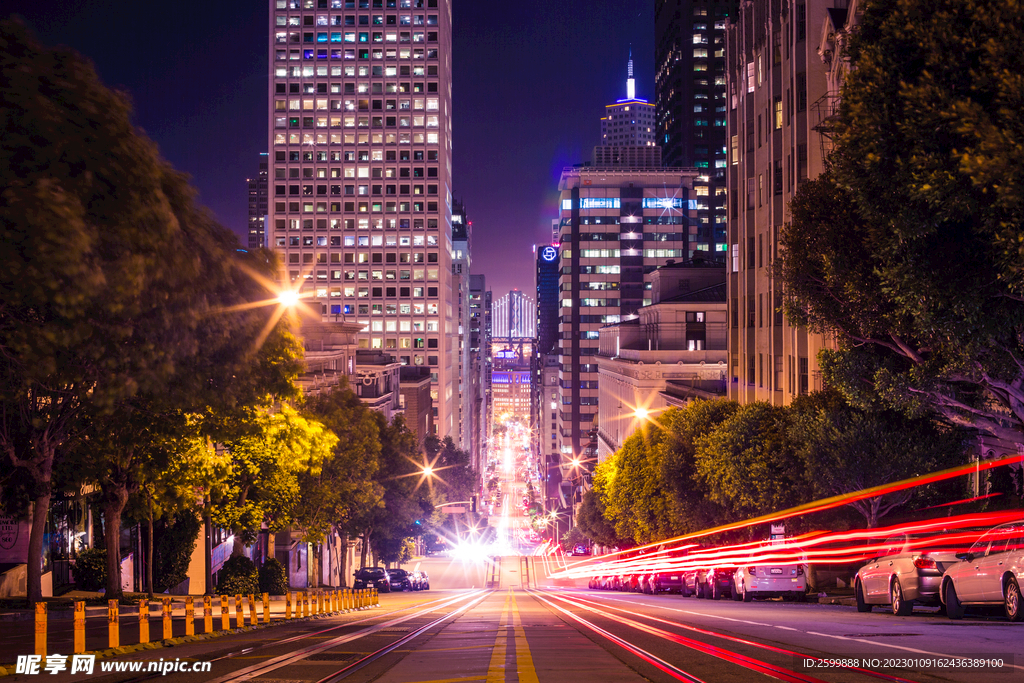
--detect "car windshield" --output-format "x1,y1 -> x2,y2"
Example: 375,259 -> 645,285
390,569 -> 407,578
356,568 -> 385,578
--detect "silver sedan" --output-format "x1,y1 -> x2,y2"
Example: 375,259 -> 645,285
855,533 -> 958,616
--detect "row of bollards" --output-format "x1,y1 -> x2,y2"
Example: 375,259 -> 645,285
32,588 -> 379,656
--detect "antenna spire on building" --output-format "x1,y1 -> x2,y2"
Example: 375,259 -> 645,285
627,48 -> 636,100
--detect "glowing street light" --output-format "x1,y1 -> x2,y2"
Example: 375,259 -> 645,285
634,407 -> 650,421
277,289 -> 301,307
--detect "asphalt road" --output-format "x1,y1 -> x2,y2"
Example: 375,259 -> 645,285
9,554 -> 1020,683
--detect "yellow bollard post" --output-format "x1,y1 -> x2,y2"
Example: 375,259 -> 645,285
234,595 -> 244,628
185,596 -> 195,636
220,595 -> 229,631
34,602 -> 46,657
73,601 -> 86,654
108,600 -> 119,649
374,587 -> 379,606
345,588 -> 351,611
285,591 -> 292,619
302,590 -> 308,617
204,595 -> 213,634
318,590 -> 324,615
247,594 -> 256,626
332,589 -> 338,613
138,600 -> 150,644
162,598 -> 172,641
262,593 -> 270,624
360,589 -> 366,609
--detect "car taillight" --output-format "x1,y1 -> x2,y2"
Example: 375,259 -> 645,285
796,565 -> 804,576
748,567 -> 757,575
914,556 -> 936,570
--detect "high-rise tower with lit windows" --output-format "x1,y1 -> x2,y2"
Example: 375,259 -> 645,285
655,0 -> 737,257
268,0 -> 455,439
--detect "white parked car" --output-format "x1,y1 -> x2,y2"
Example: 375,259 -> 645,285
940,521 -> 1024,621
733,563 -> 806,602
854,533 -> 957,615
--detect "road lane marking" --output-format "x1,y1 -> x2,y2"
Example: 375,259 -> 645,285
510,592 -> 539,683
485,591 -> 511,683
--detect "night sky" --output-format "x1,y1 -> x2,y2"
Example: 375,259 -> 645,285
5,1 -> 655,297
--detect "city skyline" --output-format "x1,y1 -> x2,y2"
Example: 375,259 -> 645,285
5,0 -> 656,297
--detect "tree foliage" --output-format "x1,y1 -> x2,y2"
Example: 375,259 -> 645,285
694,403 -> 809,518
778,0 -> 1024,442
790,391 -> 967,527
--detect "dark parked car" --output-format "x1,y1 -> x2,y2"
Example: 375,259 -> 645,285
353,567 -> 391,592
698,567 -> 735,599
388,568 -> 414,591
645,571 -> 685,595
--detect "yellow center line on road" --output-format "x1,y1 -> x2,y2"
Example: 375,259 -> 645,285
485,591 -> 512,683
509,591 -> 539,683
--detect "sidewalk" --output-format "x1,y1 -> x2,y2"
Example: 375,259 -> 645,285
0,589 -> 372,667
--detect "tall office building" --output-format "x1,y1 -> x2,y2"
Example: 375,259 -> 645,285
535,244 -> 560,356
452,200 -> 473,455
725,0 -> 838,404
267,0 -> 456,438
594,54 -> 662,168
655,0 -> 737,257
599,53 -> 658,147
468,274 -> 491,469
555,166 -> 700,460
248,153 -> 269,250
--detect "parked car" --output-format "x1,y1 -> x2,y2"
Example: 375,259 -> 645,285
940,522 -> 1024,621
681,568 -> 702,597
387,568 -> 414,591
353,567 -> 391,592
408,570 -> 429,590
644,571 -> 685,595
698,567 -> 735,600
735,563 -> 807,602
854,533 -> 956,615
418,570 -> 430,590
571,544 -> 592,556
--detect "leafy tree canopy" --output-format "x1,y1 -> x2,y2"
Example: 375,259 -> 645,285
778,0 -> 1024,442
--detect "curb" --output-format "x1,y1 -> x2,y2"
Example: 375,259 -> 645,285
0,604 -> 380,677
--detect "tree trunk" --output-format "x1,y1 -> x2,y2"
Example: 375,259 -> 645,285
103,491 -> 129,598
26,492 -> 51,604
203,502 -> 213,596
266,531 -> 276,560
146,497 -> 154,599
362,532 -> 374,569
338,530 -> 348,588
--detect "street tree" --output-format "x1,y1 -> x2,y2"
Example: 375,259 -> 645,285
789,391 -> 968,527
0,23 -> 301,600
694,403 -> 809,519
657,400 -> 739,533
777,0 -> 1024,442
603,430 -> 673,545
576,462 -> 630,549
297,387 -> 382,584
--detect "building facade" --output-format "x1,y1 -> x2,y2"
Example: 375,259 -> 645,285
267,0 -> 456,439
595,260 -> 727,459
555,166 -> 700,463
248,153 -> 270,250
655,0 -> 737,258
724,0 -> 837,405
535,244 -> 560,357
468,274 -> 492,471
452,200 -> 473,455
